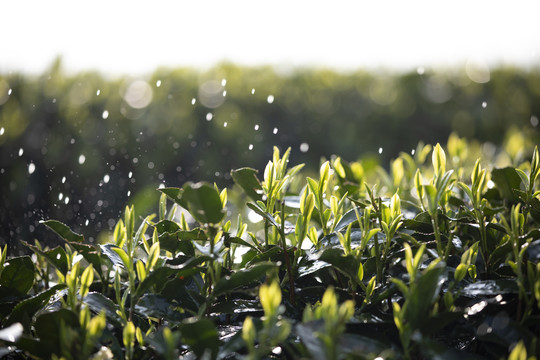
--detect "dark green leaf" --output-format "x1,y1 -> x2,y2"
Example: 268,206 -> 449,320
40,219 -> 84,242
231,167 -> 263,202
155,219 -> 181,234
460,280 -> 519,297
0,256 -> 34,296
83,292 -> 123,327
21,242 -> 69,275
491,167 -> 522,202
319,248 -> 361,282
135,294 -> 184,322
34,308 -> 79,350
5,284 -> 67,331
246,202 -> 279,228
181,182 -> 225,224
159,187 -> 186,208
213,263 -> 276,296
179,318 -> 220,360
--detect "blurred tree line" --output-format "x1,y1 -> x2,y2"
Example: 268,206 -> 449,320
1,60 -> 539,251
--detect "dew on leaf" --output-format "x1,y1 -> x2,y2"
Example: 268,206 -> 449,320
78,154 -> 86,164
28,162 -> 36,174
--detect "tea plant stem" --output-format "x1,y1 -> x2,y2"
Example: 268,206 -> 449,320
431,213 -> 444,258
279,201 -> 295,305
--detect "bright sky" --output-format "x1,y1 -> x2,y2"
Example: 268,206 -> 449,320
2,0 -> 540,75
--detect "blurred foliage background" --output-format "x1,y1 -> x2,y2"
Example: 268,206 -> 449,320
1,59 -> 539,251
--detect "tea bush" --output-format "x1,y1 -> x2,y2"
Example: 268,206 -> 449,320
0,137 -> 539,359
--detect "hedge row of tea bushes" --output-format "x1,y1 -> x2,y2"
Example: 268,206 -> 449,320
0,137 -> 539,359
1,62 -> 540,250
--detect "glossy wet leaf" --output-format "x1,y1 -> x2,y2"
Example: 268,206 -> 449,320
0,256 -> 34,296
21,242 -> 69,275
40,219 -> 84,242
181,182 -> 225,224
491,167 -> 522,202
179,318 -> 220,359
460,280 -> 519,297
135,294 -> 184,322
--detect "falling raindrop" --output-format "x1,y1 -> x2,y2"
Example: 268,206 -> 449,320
128,171 -> 133,178
85,219 -> 89,226
206,113 -> 213,121
58,193 -> 64,201
378,147 -> 383,154
248,144 -> 254,150
28,162 -> 36,174
8,89 -> 13,95
273,128 -> 278,134
148,162 -> 155,169
78,154 -> 86,164
102,110 -> 109,119
96,89 -> 101,96
531,115 -> 539,127
222,90 -> 227,97
127,191 -> 131,196
417,67 -> 425,75
103,174 -> 110,183
191,98 -> 196,105
64,197 -> 70,204
221,79 -> 227,86
254,124 -> 259,131
156,80 -> 162,87
411,149 -> 416,155
0,127 -> 4,136
482,101 -> 487,108
300,143 -> 309,152
251,88 -> 255,94
267,95 -> 274,104
62,176 -> 66,183
223,122 -> 228,127
70,138 -> 76,144
18,148 -> 24,156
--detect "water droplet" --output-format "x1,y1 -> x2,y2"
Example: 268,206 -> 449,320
18,148 -> 24,156
273,127 -> 278,134
128,171 -> 133,178
58,193 -> 63,201
0,127 -> 4,136
85,219 -> 89,226
482,101 -> 487,108
28,162 -> 35,174
148,162 -> 155,169
223,122 -> 228,127
70,138 -> 76,144
158,183 -> 165,189
206,113 -> 213,121
417,67 -> 425,75
96,89 -> 101,96
62,176 -> 66,183
103,174 -> 110,183
251,88 -> 255,94
531,115 -> 539,127
64,197 -> 70,204
127,191 -> 131,197
300,143 -> 309,152
248,144 -> 254,150
156,80 -> 161,87
267,95 -> 274,104
191,98 -> 196,105
254,124 -> 259,131
221,79 -> 227,86
8,89 -> 12,95
222,90 -> 227,97
378,147 -> 383,154
78,154 -> 86,164
102,110 -> 109,119
411,149 -> 416,155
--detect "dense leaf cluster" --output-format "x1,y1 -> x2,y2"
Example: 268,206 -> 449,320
1,63 -> 540,249
0,138 -> 539,359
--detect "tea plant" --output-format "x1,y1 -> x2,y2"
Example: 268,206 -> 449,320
0,136 -> 539,359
